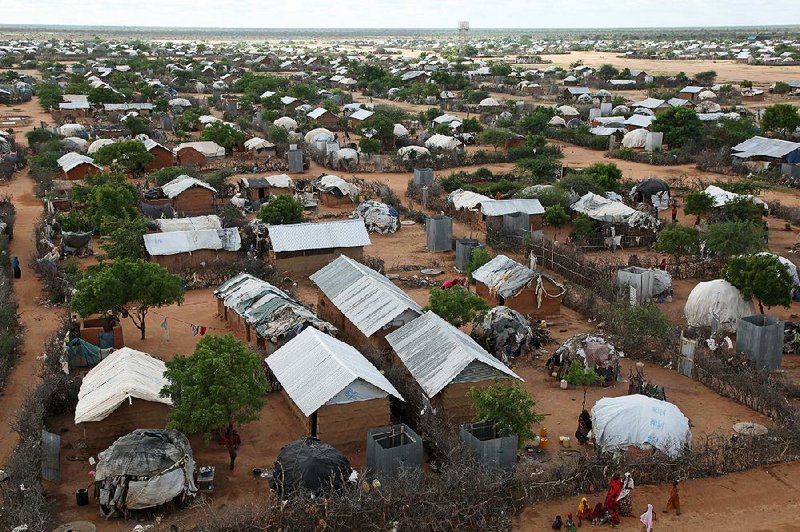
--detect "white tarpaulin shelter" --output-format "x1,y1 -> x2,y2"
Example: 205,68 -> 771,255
397,145 -> 430,160
174,141 -> 225,159
548,116 -> 567,127
274,116 -> 298,131
684,279 -> 755,331
556,105 -> 579,116
425,134 -> 462,151
156,215 -> 222,233
144,228 -> 241,256
314,174 -> 360,199
757,252 -> 800,287
87,138 -> 116,154
703,185 -> 766,210
592,395 -> 691,458
304,127 -> 334,144
622,128 -> 647,148
244,137 -> 275,151
59,123 -> 85,136
570,192 -> 660,228
353,201 -> 400,233
74,347 -> 172,424
448,188 -> 491,211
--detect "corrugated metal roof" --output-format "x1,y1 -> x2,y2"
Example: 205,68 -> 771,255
472,254 -> 536,299
57,152 -> 100,172
385,311 -> 521,398
480,199 -> 545,217
310,255 -> 422,337
266,328 -> 403,416
731,136 -> 800,160
268,219 -> 371,253
161,175 -> 216,198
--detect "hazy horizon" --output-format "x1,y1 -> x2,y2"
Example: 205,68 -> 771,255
3,0 -> 800,31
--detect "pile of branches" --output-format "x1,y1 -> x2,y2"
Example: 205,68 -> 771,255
179,257 -> 291,292
0,231 -> 22,392
768,200 -> 800,227
30,214 -> 72,304
0,320 -> 79,532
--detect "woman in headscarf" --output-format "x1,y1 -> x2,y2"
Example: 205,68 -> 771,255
11,255 -> 20,279
575,410 -> 592,445
617,472 -> 635,516
640,503 -> 656,532
576,497 -> 591,526
604,473 -> 622,512
591,502 -> 604,525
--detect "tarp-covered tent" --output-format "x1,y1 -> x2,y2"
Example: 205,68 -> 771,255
757,252 -> 800,287
591,395 -> 691,458
272,437 -> 352,497
447,188 -> 491,211
570,192 -> 660,229
312,174 -> 360,200
75,347 -> 172,424
144,228 -> 241,256
333,148 -> 359,169
630,178 -> 670,209
353,201 -> 400,233
547,333 -> 621,383
425,134 -> 462,151
471,306 -> 538,362
684,279 -> 755,331
274,116 -> 299,131
703,185 -> 766,210
397,145 -> 430,161
304,127 -> 334,144
622,128 -> 647,148
156,215 -> 222,232
95,429 -> 197,518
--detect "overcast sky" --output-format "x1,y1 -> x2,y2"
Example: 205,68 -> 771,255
3,0 -> 799,29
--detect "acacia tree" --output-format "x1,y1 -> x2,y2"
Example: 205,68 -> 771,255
651,107 -> 703,148
161,334 -> 268,470
468,380 -> 543,447
723,254 -> 793,313
479,128 -> 515,151
71,259 -> 184,339
358,137 -> 381,157
101,216 -> 149,260
543,204 -> 570,240
704,221 -> 764,257
201,121 -> 245,153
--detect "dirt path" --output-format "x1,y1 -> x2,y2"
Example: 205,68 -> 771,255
516,462 -> 800,531
0,99 -> 66,465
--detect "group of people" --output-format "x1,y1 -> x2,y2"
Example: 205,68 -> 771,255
552,474 -> 681,531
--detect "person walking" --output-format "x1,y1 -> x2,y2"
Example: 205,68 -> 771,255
671,204 -> 678,223
617,472 -> 635,516
664,481 -> 681,515
11,255 -> 21,279
640,503 -> 656,531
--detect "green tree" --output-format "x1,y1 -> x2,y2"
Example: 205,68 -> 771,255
654,224 -> 700,275
559,173 -> 605,196
544,204 -> 570,239
520,107 -> 555,135
201,121 -> 246,153
772,82 -> 792,95
704,220 -> 764,257
583,162 -> 623,193
478,128 -> 515,151
71,259 -> 184,339
35,83 -> 63,109
489,63 -> 513,77
459,117 -> 484,133
570,213 -> 594,240
468,380 -> 543,447
358,137 -> 381,156
358,114 -> 395,148
87,86 -> 125,104
761,103 -> 800,138
694,70 -> 717,86
466,247 -> 492,281
84,181 -> 139,234
161,334 -> 268,470
723,254 -> 793,313
721,196 -> 764,223
597,64 -> 620,80
266,123 -> 290,148
564,360 -> 602,408
683,191 -> 715,223
651,107 -> 703,148
148,166 -> 190,186
427,286 -> 489,326
93,140 -> 154,176
257,195 -> 303,225
122,114 -> 150,136
101,216 -> 149,260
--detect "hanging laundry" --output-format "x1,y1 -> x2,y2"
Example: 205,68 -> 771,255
191,325 -> 200,336
200,326 -> 207,336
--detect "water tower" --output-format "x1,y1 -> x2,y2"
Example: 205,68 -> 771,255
458,21 -> 470,55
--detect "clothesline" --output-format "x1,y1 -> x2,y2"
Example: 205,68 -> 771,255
149,309 -> 230,332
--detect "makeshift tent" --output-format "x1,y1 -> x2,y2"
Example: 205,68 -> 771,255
684,279 -> 755,331
397,145 -> 430,161
304,127 -> 334,144
548,116 -> 567,127
95,429 -> 197,518
471,306 -> 538,361
144,228 -> 241,256
447,188 -> 491,211
274,116 -> 298,131
353,201 -> 400,233
591,395 -> 691,458
425,134 -> 462,151
393,123 -> 409,137
313,174 -> 359,199
556,105 -> 579,116
570,192 -> 660,229
478,97 -> 500,108
272,437 -> 352,497
156,215 -> 222,232
333,148 -> 359,169
630,178 -> 670,209
703,185 -> 766,210
757,252 -> 800,287
547,333 -> 621,383
66,337 -> 112,368
622,129 -> 647,148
